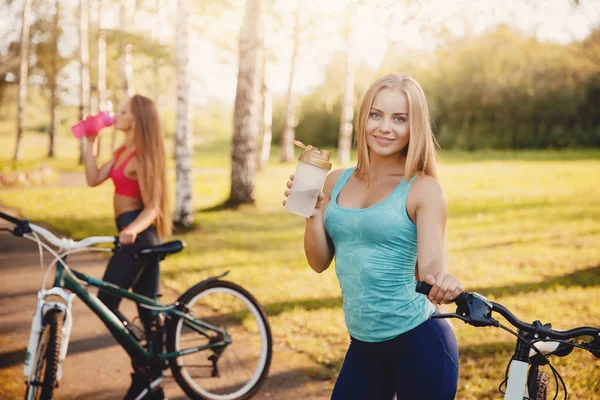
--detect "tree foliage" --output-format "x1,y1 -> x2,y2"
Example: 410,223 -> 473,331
285,24 -> 600,150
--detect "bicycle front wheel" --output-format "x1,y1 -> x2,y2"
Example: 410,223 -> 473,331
527,370 -> 549,400
166,280 -> 272,400
25,309 -> 63,400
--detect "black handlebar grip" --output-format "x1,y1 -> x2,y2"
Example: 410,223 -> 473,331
416,281 -> 469,305
416,281 -> 433,295
0,211 -> 24,226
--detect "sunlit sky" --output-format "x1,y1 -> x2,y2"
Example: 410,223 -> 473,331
1,0 -> 599,106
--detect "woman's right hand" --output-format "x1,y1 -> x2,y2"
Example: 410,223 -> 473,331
282,174 -> 325,218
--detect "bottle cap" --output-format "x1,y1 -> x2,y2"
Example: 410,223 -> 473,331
297,144 -> 332,171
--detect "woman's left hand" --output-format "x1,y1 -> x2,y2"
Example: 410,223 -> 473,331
423,272 -> 464,305
119,228 -> 137,245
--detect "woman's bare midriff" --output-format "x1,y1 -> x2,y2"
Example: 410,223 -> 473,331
113,194 -> 144,217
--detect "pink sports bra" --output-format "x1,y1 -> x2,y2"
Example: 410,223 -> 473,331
110,149 -> 142,198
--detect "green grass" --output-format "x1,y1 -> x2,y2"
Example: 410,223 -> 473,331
1,138 -> 600,399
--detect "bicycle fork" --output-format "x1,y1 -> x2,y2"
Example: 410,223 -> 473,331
504,331 -> 560,400
23,287 -> 75,383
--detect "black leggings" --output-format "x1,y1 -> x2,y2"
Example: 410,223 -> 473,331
97,209 -> 160,364
331,317 -> 459,400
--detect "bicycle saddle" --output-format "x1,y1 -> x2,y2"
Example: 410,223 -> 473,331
137,240 -> 186,259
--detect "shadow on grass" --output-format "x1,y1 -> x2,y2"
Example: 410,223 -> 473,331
264,296 -> 343,318
0,333 -> 117,369
260,265 -> 600,319
470,264 -> 600,298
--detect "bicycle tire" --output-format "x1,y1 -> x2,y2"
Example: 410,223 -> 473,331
166,280 -> 272,400
24,309 -> 64,400
526,370 -> 549,400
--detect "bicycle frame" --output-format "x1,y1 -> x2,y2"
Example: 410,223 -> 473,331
24,256 -> 232,383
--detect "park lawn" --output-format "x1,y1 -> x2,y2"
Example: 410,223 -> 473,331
1,135 -> 600,399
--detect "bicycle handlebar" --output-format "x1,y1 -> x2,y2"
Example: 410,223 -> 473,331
0,211 -> 23,226
416,281 -> 600,341
0,211 -> 116,250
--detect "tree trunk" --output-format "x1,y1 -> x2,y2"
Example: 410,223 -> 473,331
113,0 -> 135,152
119,0 -> 135,99
95,0 -> 107,157
124,43 -> 135,95
257,60 -> 272,170
338,8 -> 355,165
48,0 -> 60,158
78,0 -> 90,165
228,0 -> 264,206
152,0 -> 166,105
279,1 -> 300,162
173,0 -> 194,227
98,30 -> 107,112
13,0 -> 33,161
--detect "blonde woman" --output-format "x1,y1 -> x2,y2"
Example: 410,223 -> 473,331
283,75 -> 462,399
83,94 -> 171,400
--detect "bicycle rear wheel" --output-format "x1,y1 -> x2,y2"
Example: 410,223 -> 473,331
166,280 -> 272,400
25,309 -> 64,400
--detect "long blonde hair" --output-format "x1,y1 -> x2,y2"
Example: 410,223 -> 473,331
130,95 -> 172,239
355,74 -> 439,181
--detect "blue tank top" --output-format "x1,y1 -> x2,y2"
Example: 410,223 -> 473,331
324,168 -> 436,342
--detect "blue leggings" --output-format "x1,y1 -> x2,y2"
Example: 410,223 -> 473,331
331,318 -> 459,400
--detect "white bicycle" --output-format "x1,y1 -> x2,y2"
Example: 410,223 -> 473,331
416,282 -> 600,400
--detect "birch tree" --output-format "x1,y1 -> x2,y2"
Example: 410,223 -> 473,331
173,0 -> 194,226
112,0 -> 136,151
228,0 -> 264,205
338,4 -> 355,165
279,0 -> 301,162
13,0 -> 33,161
78,0 -> 91,165
48,0 -> 60,158
257,60 -> 273,170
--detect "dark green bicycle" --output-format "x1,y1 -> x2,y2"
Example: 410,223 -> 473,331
0,211 -> 272,400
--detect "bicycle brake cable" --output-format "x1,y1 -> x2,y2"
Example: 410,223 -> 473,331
498,355 -> 512,394
32,231 -> 45,273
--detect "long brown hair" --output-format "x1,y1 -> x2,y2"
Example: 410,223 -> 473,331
130,95 -> 172,239
355,74 -> 439,181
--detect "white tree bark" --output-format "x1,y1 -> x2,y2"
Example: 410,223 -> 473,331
152,0 -> 167,105
174,0 -> 194,226
229,0 -> 264,205
48,0 -> 60,158
78,0 -> 91,165
13,0 -> 33,161
112,0 -> 136,151
279,0 -> 301,162
338,6 -> 355,165
119,0 -> 135,99
124,43 -> 135,96
97,0 -> 107,112
257,60 -> 272,170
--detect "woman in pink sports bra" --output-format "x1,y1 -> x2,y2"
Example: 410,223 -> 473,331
82,94 -> 171,400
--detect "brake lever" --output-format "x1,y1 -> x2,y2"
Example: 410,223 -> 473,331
430,312 -> 471,324
587,334 -> 600,358
454,293 -> 499,328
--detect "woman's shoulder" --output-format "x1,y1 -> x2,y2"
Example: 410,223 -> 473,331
410,174 -> 446,205
323,168 -> 349,196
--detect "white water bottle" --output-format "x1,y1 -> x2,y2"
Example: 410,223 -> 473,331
286,142 -> 332,218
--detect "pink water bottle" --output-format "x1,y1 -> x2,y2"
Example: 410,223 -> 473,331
71,111 -> 115,138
